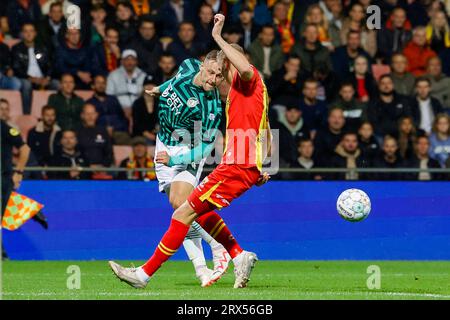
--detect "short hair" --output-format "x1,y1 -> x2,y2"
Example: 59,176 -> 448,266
347,30 -> 361,39
260,24 -> 275,33
217,43 -> 245,62
379,74 -> 393,83
60,73 -> 74,81
160,53 -> 175,60
383,135 -> 397,145
416,135 -> 429,144
179,21 -> 194,29
41,105 -> 56,115
303,78 -> 318,88
21,22 -> 36,31
340,81 -> 355,90
61,129 -> 76,137
298,138 -> 313,146
415,76 -> 431,86
138,15 -> 156,28
413,26 -> 426,36
286,54 -> 301,62
49,1 -> 62,11
342,131 -> 358,139
90,4 -> 105,12
105,26 -> 119,35
328,106 -> 344,116
303,23 -> 318,32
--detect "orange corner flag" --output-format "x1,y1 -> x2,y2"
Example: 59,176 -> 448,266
2,192 -> 44,231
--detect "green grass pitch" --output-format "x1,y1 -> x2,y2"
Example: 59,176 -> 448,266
2,261 -> 450,300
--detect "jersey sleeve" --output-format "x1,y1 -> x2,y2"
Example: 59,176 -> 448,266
233,65 -> 260,96
2,123 -> 25,148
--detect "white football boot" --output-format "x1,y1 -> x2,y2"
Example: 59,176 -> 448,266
233,251 -> 258,288
108,261 -> 148,289
209,244 -> 231,285
197,267 -> 214,287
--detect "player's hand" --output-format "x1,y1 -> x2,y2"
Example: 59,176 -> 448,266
212,14 -> 225,39
155,151 -> 170,165
145,86 -> 161,97
12,172 -> 23,190
256,172 -> 270,187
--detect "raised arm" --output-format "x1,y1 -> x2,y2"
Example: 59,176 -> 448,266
212,14 -> 254,81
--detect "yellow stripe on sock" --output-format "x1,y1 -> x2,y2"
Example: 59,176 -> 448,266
158,243 -> 175,256
159,242 -> 177,253
211,223 -> 226,239
209,219 -> 224,237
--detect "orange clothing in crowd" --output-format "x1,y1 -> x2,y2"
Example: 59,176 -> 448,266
402,41 -> 437,77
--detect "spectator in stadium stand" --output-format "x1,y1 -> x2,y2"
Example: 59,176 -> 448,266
389,53 -> 415,96
331,81 -> 368,132
397,116 -> 422,160
357,121 -> 379,163
425,10 -> 450,54
371,135 -> 405,180
0,40 -> 21,90
429,113 -> 450,167
11,23 -> 57,115
194,3 -> 214,51
410,77 -> 444,135
288,138 -> 323,181
272,1 -> 295,54
368,74 -> 411,139
328,132 -> 369,180
157,0 -> 195,38
274,101 -> 311,166
331,31 -> 371,79
35,2 -> 65,56
267,54 -> 304,106
439,46 -> 450,76
346,55 -> 377,103
47,73 -> 84,131
106,49 -> 146,119
300,4 -> 336,51
54,28 -> 95,89
76,103 -> 113,168
48,129 -> 90,180
6,0 -> 42,38
222,25 -> 242,46
108,1 -> 137,48
232,5 -> 260,50
248,24 -> 284,81
166,22 -> 206,66
425,56 -> 450,110
376,7 -> 412,63
118,136 -> 156,181
131,74 -> 159,144
339,3 -> 377,57
0,98 -> 17,127
128,16 -> 163,76
314,107 -> 346,164
299,78 -> 328,132
154,53 -> 177,84
41,0 -> 73,16
89,4 -> 108,46
27,105 -> 61,166
405,135 -> 444,180
86,75 -> 130,145
291,24 -> 332,77
92,26 -> 122,77
403,26 -> 437,77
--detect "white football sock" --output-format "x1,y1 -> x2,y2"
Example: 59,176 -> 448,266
183,227 -> 208,274
136,267 -> 150,282
191,221 -> 221,248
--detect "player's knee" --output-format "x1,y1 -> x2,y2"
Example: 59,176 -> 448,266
172,202 -> 197,224
169,195 -> 184,209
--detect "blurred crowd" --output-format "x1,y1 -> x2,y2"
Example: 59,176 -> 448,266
0,0 -> 450,181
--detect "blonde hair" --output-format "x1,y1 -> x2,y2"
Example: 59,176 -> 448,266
432,113 -> 450,135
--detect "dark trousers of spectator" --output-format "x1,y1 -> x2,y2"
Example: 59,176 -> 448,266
2,174 -> 13,259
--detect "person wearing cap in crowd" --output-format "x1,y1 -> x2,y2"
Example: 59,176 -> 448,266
131,74 -> 159,145
106,48 -> 147,120
118,136 -> 156,181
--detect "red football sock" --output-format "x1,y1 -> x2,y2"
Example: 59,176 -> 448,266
196,211 -> 243,258
141,219 -> 190,276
